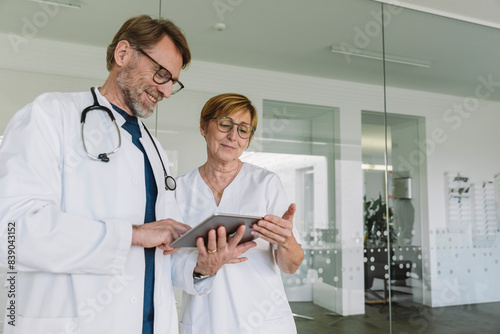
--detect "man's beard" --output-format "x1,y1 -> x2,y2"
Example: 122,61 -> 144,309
116,59 -> 156,119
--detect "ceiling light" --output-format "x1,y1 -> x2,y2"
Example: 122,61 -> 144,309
331,44 -> 430,68
362,164 -> 393,171
30,0 -> 81,8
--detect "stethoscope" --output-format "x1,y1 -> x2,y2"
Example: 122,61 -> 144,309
81,87 -> 176,191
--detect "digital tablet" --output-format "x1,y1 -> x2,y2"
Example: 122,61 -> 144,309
170,213 -> 262,248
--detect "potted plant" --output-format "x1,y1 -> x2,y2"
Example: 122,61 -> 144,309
364,194 -> 396,247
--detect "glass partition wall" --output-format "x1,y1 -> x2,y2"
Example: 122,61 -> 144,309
382,5 -> 500,333
1,1 -> 500,333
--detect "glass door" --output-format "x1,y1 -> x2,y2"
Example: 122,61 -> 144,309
384,3 -> 500,332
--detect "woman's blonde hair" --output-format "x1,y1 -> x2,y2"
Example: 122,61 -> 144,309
200,93 -> 258,146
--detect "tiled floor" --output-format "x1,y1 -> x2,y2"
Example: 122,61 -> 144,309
291,300 -> 500,333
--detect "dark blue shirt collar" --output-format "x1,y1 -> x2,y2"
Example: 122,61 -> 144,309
111,104 -> 138,124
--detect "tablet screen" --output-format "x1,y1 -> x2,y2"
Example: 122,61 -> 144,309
170,213 -> 262,247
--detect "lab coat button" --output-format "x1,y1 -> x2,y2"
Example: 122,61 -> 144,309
130,296 -> 137,304
132,178 -> 138,184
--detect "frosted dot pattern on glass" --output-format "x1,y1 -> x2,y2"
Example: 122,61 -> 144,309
429,223 -> 500,305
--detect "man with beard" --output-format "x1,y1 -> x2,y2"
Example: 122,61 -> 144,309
0,15 -> 254,334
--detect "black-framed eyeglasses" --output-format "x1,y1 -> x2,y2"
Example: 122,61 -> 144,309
137,48 -> 184,94
214,116 -> 255,139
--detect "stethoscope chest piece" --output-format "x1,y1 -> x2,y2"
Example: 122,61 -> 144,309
165,175 -> 176,191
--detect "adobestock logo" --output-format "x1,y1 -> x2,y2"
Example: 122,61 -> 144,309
7,3 -> 60,54
335,4 -> 405,64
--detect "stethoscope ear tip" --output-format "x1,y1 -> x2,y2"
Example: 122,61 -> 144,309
98,153 -> 110,163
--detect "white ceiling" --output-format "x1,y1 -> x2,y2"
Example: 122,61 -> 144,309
1,0 -> 499,101
376,0 -> 500,29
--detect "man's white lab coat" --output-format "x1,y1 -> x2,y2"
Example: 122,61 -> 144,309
0,90 -> 205,333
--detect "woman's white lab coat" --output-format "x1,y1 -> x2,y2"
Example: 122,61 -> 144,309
173,163 -> 299,334
0,90 -> 203,333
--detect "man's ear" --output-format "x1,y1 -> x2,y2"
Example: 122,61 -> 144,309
114,40 -> 134,67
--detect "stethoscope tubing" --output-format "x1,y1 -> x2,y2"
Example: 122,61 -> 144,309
81,87 -> 175,190
81,87 -> 122,162
142,124 -> 177,191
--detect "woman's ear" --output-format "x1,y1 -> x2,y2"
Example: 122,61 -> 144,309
200,121 -> 207,137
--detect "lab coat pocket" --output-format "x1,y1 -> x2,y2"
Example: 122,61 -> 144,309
179,321 -> 193,334
15,315 -> 80,334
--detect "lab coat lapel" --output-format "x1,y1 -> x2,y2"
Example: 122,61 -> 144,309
138,125 -> 165,218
